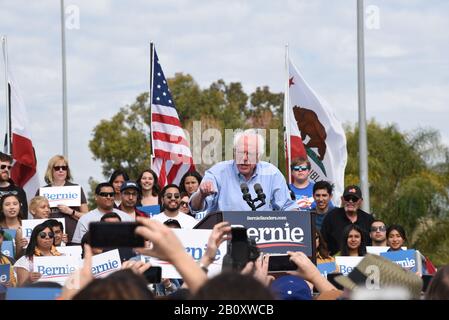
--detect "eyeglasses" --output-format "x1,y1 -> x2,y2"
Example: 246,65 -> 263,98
98,192 -> 115,198
370,226 -> 386,232
164,193 -> 180,199
292,165 -> 309,172
53,165 -> 68,171
39,231 -> 54,239
180,201 -> 188,207
344,196 -> 359,202
0,164 -> 13,170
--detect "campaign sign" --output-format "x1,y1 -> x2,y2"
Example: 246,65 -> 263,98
90,249 -> 122,278
380,249 -> 419,273
1,241 -> 14,257
0,264 -> 10,283
366,246 -> 407,255
222,210 -> 314,256
335,256 -> 363,276
39,185 -> 81,208
142,229 -> 227,279
57,245 -> 82,259
22,218 -> 66,244
6,288 -> 62,300
34,255 -> 81,285
317,262 -> 337,278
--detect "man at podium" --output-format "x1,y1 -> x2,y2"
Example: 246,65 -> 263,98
190,129 -> 299,215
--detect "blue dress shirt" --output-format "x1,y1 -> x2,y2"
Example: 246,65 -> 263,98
190,160 -> 299,214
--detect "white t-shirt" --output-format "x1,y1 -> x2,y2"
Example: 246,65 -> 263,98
71,208 -> 134,244
14,255 -> 33,272
151,211 -> 198,229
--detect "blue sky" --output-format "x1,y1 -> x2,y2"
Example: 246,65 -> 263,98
1,0 -> 448,190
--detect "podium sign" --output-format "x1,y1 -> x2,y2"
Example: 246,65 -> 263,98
222,210 -> 315,258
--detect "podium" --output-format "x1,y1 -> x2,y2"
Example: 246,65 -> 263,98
193,212 -> 223,229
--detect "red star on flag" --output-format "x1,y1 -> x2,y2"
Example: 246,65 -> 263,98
289,77 -> 295,87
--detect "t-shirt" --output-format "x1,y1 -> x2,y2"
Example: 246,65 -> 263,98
37,181 -> 88,243
0,182 -> 28,220
289,182 -> 315,210
71,208 -> 134,244
151,211 -> 198,229
13,255 -> 33,272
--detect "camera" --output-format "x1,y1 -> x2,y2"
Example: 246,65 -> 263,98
222,226 -> 260,271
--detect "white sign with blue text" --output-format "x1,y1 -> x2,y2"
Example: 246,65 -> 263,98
317,262 -> 337,278
335,256 -> 363,276
34,255 -> 81,285
57,246 -> 82,259
142,229 -> 227,279
90,249 -> 122,278
39,186 -> 81,208
22,218 -> 66,245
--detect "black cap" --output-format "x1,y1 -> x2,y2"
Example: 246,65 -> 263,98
120,180 -> 141,193
343,185 -> 362,199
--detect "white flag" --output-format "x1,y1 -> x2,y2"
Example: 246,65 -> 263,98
285,57 -> 347,204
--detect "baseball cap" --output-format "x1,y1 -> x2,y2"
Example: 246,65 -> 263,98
270,275 -> 312,300
343,185 -> 362,200
120,181 -> 141,193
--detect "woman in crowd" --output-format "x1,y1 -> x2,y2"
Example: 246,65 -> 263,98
316,231 -> 335,264
108,169 -> 129,208
14,221 -> 61,286
386,224 -> 407,251
0,228 -> 17,288
178,192 -> 193,217
179,171 -> 202,197
136,169 -> 160,217
0,194 -> 28,257
29,196 -> 51,219
340,224 -> 367,257
38,155 -> 88,243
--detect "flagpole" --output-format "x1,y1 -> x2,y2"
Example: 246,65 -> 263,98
60,0 -> 68,158
2,35 -> 11,155
284,44 -> 292,184
357,0 -> 371,212
149,42 -> 155,170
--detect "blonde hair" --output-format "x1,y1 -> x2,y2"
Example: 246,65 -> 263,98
44,155 -> 72,184
29,196 -> 49,214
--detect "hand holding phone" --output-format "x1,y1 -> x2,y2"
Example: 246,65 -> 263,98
268,254 -> 298,273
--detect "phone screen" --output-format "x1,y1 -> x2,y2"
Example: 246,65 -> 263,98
89,222 -> 145,248
268,254 -> 298,272
143,266 -> 162,283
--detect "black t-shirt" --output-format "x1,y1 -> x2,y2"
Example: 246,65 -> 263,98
0,182 -> 28,220
321,207 -> 375,256
36,181 -> 87,243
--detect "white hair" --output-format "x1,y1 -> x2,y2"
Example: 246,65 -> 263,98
233,129 -> 265,159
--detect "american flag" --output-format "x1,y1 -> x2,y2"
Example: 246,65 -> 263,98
151,48 -> 195,188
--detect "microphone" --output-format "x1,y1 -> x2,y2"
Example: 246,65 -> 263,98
240,183 -> 256,211
254,183 -> 266,208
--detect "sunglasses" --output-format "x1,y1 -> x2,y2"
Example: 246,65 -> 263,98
292,165 -> 309,172
0,164 -> 13,170
344,196 -> 359,202
164,193 -> 180,199
180,201 -> 188,206
98,192 -> 115,198
39,231 -> 55,239
53,165 -> 68,171
370,226 -> 386,232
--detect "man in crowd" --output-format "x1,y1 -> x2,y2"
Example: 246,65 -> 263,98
312,181 -> 334,231
118,181 -> 147,219
190,129 -> 298,214
0,152 -> 28,219
289,157 -> 314,210
72,182 -> 133,243
321,185 -> 374,255
370,220 -> 387,247
152,184 -> 197,229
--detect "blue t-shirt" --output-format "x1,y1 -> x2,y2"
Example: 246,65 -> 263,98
289,183 -> 315,210
136,205 -> 161,217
